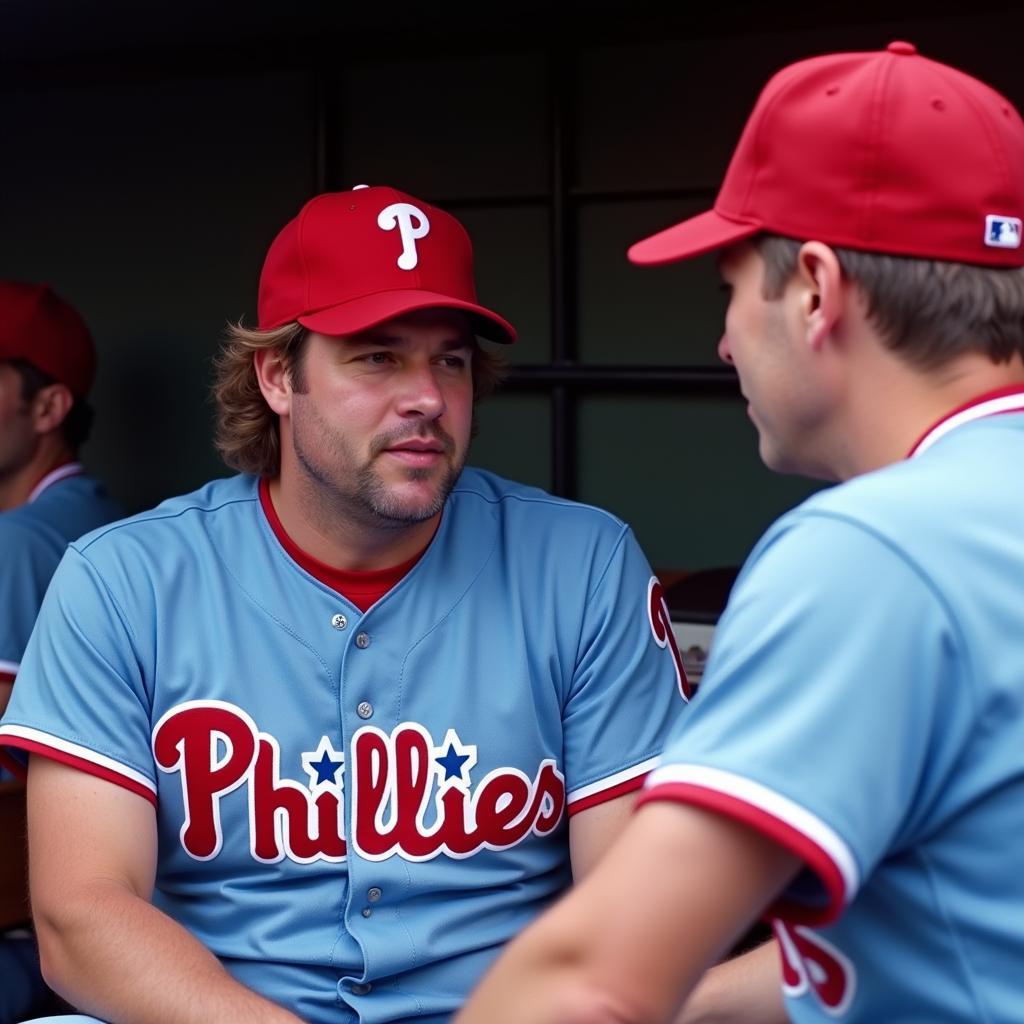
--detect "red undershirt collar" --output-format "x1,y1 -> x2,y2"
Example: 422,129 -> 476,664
258,477 -> 427,611
907,384 -> 1024,458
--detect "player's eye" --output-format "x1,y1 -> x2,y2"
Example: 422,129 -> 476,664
362,351 -> 395,365
438,354 -> 468,369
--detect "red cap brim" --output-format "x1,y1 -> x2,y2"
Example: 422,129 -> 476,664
628,208 -> 764,265
297,289 -> 516,345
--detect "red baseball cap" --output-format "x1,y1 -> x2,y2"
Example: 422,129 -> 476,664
629,42 -> 1024,268
258,186 -> 517,344
0,281 -> 96,397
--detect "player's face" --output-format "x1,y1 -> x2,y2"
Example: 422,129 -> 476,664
286,310 -> 475,528
717,243 -> 831,476
0,362 -> 35,487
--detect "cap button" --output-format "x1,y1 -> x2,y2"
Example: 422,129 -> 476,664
887,41 -> 917,55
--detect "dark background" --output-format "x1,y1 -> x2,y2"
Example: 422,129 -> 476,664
3,0 -> 1021,572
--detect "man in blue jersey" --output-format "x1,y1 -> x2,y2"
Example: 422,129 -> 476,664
0,282 -> 122,716
458,43 -> 1024,1024
0,187 -> 688,1024
0,282 -> 122,1024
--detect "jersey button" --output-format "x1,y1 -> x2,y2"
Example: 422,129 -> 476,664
351,983 -> 372,996
367,887 -> 382,902
361,907 -> 372,918
331,613 -> 348,630
357,701 -> 374,719
355,632 -> 371,649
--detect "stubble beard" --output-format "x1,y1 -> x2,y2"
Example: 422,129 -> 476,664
295,422 -> 466,532
352,450 -> 464,526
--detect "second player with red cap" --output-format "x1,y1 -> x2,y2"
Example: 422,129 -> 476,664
460,42 -> 1024,1024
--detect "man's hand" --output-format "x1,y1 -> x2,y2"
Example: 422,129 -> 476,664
456,801 -> 800,1024
675,941 -> 786,1024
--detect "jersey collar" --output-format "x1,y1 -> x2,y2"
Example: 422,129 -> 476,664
907,385 -> 1024,458
28,461 -> 84,503
258,477 -> 427,609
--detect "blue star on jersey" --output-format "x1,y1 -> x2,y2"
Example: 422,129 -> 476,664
434,728 -> 477,787
301,737 -> 345,792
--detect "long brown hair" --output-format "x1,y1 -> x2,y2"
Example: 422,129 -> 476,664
212,320 -> 507,476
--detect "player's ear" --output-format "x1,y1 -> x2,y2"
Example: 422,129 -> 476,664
795,242 -> 844,351
254,347 -> 293,416
30,383 -> 74,436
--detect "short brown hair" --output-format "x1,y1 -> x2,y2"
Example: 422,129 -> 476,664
754,234 -> 1024,370
212,320 -> 507,477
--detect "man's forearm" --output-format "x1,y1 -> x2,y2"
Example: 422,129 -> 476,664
457,803 -> 800,1024
675,941 -> 786,1024
35,879 -> 303,1024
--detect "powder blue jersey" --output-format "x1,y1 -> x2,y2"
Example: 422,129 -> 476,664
0,467 -> 687,1024
0,463 -> 122,681
640,390 -> 1024,1022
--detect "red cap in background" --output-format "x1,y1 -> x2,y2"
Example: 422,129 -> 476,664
0,281 -> 96,397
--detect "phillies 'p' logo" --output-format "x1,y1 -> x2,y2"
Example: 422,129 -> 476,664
774,919 -> 856,1017
647,577 -> 692,700
378,202 -> 430,269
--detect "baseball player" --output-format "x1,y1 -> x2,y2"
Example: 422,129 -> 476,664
0,282 -> 122,1024
0,186 -> 689,1024
457,43 -> 1024,1024
0,282 -> 122,717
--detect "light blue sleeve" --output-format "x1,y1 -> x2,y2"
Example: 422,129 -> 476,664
646,512 -> 966,918
562,526 -> 689,813
0,545 -> 156,794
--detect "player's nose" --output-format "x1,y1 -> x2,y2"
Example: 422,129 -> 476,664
397,363 -> 446,418
718,333 -> 734,365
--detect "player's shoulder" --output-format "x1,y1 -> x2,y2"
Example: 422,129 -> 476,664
755,427 -> 1020,578
71,474 -> 259,560
791,426 -> 1013,538
451,467 -> 629,534
28,473 -> 125,539
0,503 -> 56,555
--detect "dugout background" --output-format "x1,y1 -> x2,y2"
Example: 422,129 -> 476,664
2,0 -> 1021,576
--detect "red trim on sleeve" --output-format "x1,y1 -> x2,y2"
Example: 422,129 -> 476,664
568,773 -> 647,817
0,670 -> 16,684
637,781 -> 845,926
0,736 -> 157,806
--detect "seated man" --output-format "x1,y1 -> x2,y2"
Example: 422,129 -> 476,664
0,281 -> 122,1024
0,186 -> 689,1024
0,281 -> 122,716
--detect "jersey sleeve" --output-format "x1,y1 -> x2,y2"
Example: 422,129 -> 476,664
562,525 -> 689,817
0,545 -> 157,802
637,512 -> 967,925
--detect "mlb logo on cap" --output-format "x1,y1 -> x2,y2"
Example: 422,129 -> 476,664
985,215 -> 1022,249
